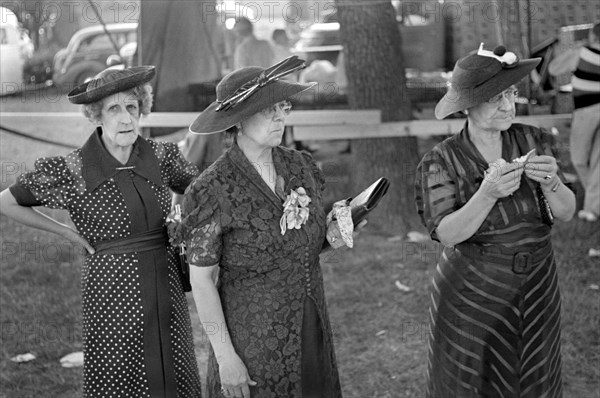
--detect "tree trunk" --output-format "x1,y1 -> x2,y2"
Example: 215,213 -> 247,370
335,1 -> 421,235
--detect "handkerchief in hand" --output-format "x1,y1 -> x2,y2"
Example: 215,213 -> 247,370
327,199 -> 354,248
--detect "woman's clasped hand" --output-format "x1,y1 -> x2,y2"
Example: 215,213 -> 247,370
482,159 -> 524,198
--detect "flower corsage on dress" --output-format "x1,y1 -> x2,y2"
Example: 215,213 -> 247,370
279,185 -> 311,235
275,175 -> 354,248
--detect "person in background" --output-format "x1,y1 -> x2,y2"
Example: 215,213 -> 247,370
570,22 -> 600,223
272,29 -> 292,62
271,29 -> 299,82
0,67 -> 202,397
233,17 -> 274,69
415,44 -> 575,397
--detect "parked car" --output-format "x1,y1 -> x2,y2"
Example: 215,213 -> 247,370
292,19 -> 446,71
292,22 -> 342,66
1,6 -> 34,95
106,41 -> 137,69
52,23 -> 137,88
292,20 -> 449,107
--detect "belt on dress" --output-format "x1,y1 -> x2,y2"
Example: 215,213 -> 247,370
92,227 -> 168,256
454,239 -> 552,275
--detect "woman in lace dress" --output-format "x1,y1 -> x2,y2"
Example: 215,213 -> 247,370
171,57 -> 359,398
0,66 -> 202,397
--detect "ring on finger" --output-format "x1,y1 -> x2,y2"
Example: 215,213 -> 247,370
544,174 -> 552,180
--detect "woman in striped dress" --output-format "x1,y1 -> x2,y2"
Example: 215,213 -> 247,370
415,44 -> 576,397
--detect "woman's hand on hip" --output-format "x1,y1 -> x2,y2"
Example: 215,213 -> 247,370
63,226 -> 95,255
524,155 -> 559,187
219,352 -> 257,398
480,159 -> 524,199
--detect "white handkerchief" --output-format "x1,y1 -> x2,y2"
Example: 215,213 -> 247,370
327,199 -> 354,248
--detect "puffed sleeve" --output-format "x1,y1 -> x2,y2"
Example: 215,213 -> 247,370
301,150 -> 326,193
414,148 -> 458,242
9,156 -> 73,209
170,175 -> 222,267
164,142 -> 199,194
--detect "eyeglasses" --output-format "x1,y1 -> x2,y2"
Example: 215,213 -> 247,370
487,88 -> 518,104
262,100 -> 292,117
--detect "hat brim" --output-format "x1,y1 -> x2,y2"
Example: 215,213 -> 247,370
68,66 -> 156,104
189,80 -> 317,135
434,58 -> 541,119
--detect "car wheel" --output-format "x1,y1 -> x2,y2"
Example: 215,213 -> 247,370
76,70 -> 101,85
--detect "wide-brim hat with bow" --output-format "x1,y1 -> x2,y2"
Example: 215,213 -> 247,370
435,44 -> 541,119
190,56 -> 316,135
68,66 -> 156,105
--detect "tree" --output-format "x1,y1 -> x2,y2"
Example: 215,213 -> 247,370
335,0 -> 421,235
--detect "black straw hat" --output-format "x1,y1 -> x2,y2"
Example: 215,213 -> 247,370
190,56 -> 315,135
435,44 -> 541,119
68,66 -> 156,105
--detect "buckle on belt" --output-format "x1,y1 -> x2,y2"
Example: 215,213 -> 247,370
512,252 -> 533,274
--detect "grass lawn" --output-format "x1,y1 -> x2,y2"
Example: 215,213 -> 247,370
1,209 -> 598,397
1,138 -> 599,397
1,193 -> 599,397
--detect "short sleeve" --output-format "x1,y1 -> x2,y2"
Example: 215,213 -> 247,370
536,128 -> 569,185
414,149 -> 458,242
170,175 -> 222,267
9,156 -> 73,209
164,142 -> 199,194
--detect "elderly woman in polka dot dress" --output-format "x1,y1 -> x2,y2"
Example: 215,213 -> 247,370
0,66 -> 202,397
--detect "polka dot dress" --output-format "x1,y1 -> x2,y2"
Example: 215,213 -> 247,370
11,129 -> 202,397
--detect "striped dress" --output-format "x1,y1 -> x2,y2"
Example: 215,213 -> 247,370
415,123 -> 568,397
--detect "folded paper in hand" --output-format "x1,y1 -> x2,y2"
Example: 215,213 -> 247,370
349,177 -> 390,225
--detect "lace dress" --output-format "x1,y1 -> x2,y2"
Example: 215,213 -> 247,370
174,143 -> 342,398
9,129 -> 202,398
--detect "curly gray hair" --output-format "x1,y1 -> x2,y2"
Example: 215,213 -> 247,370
81,83 -> 153,124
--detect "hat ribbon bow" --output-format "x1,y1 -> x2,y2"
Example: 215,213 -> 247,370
477,43 -> 519,68
216,55 -> 306,112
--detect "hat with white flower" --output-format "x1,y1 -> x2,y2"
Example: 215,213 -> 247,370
435,44 -> 541,119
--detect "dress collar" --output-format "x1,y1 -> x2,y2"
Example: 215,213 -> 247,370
227,142 -> 289,209
457,121 -> 512,171
81,127 -> 162,192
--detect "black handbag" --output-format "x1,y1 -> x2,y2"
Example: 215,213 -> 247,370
176,243 -> 192,293
349,177 -> 391,225
514,134 -> 554,227
323,178 -> 390,250
536,184 -> 554,226
170,204 -> 192,292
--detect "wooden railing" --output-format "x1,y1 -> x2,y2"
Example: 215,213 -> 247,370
0,111 -> 572,147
